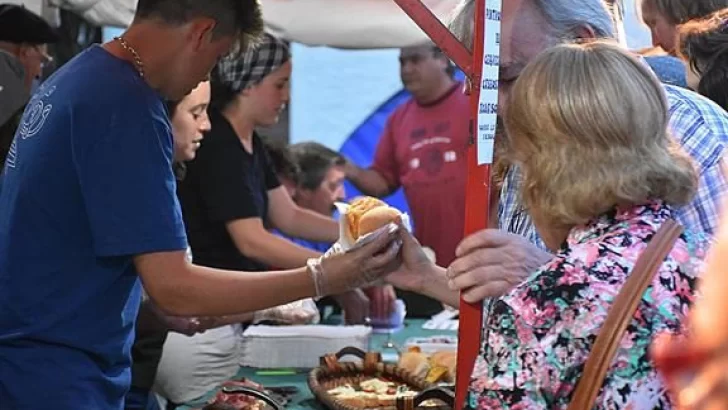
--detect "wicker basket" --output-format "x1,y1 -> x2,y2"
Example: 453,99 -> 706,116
308,347 -> 454,410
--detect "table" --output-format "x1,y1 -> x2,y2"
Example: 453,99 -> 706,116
178,319 -> 455,409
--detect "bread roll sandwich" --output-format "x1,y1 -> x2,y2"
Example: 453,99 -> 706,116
428,351 -> 457,383
397,347 -> 431,379
344,196 -> 402,243
398,348 -> 458,384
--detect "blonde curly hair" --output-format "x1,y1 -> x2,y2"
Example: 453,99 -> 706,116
504,40 -> 697,226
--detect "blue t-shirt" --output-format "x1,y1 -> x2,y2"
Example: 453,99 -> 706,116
0,46 -> 187,409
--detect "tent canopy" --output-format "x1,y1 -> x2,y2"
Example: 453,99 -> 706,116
54,0 -> 459,49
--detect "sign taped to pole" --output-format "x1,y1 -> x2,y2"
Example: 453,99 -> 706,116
477,0 -> 502,165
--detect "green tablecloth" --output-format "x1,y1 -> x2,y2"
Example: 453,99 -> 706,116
178,319 -> 455,410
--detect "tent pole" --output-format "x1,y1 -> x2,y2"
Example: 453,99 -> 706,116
457,1 -> 488,408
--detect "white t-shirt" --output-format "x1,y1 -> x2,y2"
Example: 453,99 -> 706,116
154,324 -> 243,404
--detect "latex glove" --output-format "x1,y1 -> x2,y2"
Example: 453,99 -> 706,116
317,225 -> 403,296
252,298 -> 320,325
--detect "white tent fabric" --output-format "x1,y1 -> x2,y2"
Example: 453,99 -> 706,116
49,0 -> 650,49
51,0 -> 137,28
262,0 -> 459,49
50,0 -> 459,49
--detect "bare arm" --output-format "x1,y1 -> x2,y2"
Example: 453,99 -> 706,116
204,313 -> 255,327
156,307 -> 256,335
344,162 -> 396,198
136,227 -> 402,318
226,218 -> 321,269
135,250 -> 315,317
267,186 -> 339,243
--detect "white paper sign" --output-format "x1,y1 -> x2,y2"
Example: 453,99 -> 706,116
477,0 -> 503,165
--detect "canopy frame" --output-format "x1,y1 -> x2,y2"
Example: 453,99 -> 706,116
391,1 -> 490,408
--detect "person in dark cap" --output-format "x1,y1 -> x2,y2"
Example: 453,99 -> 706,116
0,4 -> 59,92
0,46 -> 27,168
0,4 -> 58,168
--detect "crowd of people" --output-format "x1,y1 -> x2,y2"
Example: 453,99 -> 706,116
2,0 -> 728,409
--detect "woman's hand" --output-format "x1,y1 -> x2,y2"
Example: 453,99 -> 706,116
319,224 -> 402,296
386,221 -> 437,293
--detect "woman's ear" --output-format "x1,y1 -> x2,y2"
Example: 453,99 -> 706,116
240,84 -> 256,97
573,25 -> 598,41
187,17 -> 217,52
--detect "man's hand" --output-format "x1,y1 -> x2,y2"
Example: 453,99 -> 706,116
334,289 -> 371,325
447,229 -> 552,303
364,285 -> 397,320
341,157 -> 393,198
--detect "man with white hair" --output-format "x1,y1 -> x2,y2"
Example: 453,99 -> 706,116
437,0 -> 728,304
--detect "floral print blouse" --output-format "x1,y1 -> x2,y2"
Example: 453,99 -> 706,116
467,202 -> 709,409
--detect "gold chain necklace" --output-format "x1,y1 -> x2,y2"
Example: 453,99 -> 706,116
114,36 -> 145,78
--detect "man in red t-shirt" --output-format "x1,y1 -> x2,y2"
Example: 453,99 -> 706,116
345,43 -> 469,317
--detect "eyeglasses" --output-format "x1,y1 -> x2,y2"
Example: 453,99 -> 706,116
33,45 -> 54,68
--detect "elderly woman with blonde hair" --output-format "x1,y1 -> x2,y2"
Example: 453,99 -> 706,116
388,39 -> 710,409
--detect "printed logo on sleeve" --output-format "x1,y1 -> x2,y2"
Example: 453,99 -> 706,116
6,85 -> 56,169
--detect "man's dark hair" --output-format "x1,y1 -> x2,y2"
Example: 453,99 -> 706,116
695,53 -> 728,110
262,138 -> 301,185
134,0 -> 264,49
289,142 -> 346,191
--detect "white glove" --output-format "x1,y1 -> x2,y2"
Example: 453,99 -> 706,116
252,298 -> 321,325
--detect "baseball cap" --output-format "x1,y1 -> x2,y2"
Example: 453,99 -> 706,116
0,4 -> 59,44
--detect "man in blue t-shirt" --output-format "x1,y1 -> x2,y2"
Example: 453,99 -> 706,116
0,1 -> 403,409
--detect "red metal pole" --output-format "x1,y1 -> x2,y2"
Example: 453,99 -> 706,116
391,1 -> 490,409
455,0 -> 488,407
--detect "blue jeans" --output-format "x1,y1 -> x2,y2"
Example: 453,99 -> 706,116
125,386 -> 161,410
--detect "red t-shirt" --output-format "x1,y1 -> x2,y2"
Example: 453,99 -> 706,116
372,84 -> 469,267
